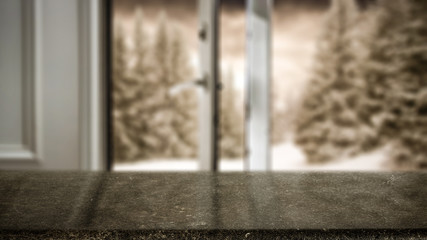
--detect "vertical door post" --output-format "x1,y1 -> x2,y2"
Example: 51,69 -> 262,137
198,0 -> 219,171
246,0 -> 272,171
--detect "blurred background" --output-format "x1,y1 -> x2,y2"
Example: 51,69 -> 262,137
112,0 -> 427,172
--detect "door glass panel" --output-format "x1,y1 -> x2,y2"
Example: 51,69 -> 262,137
112,0 -> 199,171
272,0 -> 427,171
219,0 -> 246,171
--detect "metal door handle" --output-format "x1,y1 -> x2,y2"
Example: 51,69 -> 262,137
168,75 -> 207,96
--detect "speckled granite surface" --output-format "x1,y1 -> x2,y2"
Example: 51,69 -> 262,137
0,171 -> 426,239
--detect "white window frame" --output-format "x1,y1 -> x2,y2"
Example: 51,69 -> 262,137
245,0 -> 272,171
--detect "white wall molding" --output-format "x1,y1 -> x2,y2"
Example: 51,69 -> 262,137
0,0 -> 43,163
0,145 -> 36,161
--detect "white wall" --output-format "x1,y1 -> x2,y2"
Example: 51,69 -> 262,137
42,0 -> 80,170
0,0 -> 104,170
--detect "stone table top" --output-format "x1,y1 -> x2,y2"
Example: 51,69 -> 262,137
0,171 -> 426,238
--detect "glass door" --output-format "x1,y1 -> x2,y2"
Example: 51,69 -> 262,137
111,0 -> 219,171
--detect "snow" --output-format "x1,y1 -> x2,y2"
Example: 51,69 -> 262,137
114,140 -> 390,172
271,140 -> 389,171
113,158 -> 243,172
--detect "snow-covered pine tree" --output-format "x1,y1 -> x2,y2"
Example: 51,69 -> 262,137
151,13 -> 198,158
357,0 -> 409,153
371,0 -> 427,169
112,21 -> 139,162
148,12 -> 172,158
125,8 -> 161,159
168,24 -> 198,158
294,0 -> 367,163
220,69 -> 244,158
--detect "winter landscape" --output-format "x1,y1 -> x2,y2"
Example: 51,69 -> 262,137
113,0 -> 427,171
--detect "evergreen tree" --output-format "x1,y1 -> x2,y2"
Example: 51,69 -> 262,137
362,0 -> 427,169
392,0 -> 427,169
151,13 -> 198,158
112,21 -> 139,161
357,0 -> 410,151
295,0 -> 366,163
220,69 -> 244,158
126,8 -> 160,159
168,25 -> 198,158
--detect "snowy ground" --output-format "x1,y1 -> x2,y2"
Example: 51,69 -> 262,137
114,140 -> 391,172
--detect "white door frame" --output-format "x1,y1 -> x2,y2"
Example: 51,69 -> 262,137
78,0 -> 106,171
198,0 -> 220,171
246,0 -> 272,171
